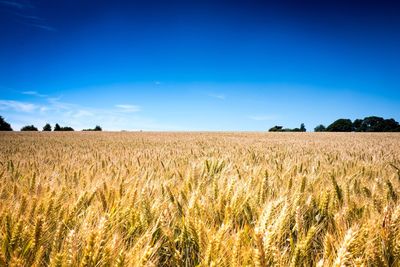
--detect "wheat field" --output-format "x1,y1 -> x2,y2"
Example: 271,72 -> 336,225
0,132 -> 399,266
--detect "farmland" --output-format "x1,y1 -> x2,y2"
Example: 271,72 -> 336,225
0,132 -> 400,266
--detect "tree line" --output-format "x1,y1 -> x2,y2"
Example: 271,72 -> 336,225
314,116 -> 400,132
269,123 -> 306,132
0,116 -> 102,131
269,116 -> 400,132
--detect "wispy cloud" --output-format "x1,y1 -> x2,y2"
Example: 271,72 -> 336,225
0,100 -> 38,112
22,91 -> 48,97
208,93 -> 226,100
115,104 -> 141,113
0,95 -> 157,130
0,0 -> 56,31
74,110 -> 93,118
29,23 -> 56,31
0,0 -> 32,9
248,115 -> 277,121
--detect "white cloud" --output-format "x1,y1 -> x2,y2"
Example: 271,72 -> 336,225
208,93 -> 226,100
22,91 -> 47,97
0,93 -> 181,131
40,106 -> 50,112
0,100 -> 38,112
249,115 -> 277,121
115,104 -> 141,113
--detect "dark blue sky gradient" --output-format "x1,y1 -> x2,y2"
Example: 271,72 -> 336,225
0,0 -> 399,130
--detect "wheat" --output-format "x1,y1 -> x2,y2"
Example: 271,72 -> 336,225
0,132 -> 398,266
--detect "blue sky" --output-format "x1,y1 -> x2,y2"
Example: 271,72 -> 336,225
0,0 -> 399,131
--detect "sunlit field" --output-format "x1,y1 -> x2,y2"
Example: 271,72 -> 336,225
1,132 -> 400,266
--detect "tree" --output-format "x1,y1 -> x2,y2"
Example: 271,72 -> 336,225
326,119 -> 353,132
353,119 -> 363,132
83,125 -> 102,131
352,116 -> 399,132
314,124 -> 326,132
61,126 -> 74,131
300,123 -> 306,132
43,123 -> 52,131
269,126 -> 283,132
382,118 -> 400,132
94,125 -> 102,131
0,116 -> 13,131
54,123 -> 74,131
21,125 -> 38,131
360,116 -> 385,132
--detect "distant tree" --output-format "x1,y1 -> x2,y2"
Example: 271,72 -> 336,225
83,125 -> 102,131
326,119 -> 353,132
42,123 -> 52,131
351,116 -> 400,132
61,126 -> 74,131
0,116 -> 13,131
353,119 -> 363,132
54,123 -> 74,131
360,116 -> 385,132
269,126 -> 283,132
382,118 -> 400,132
314,124 -> 326,132
300,123 -> 306,132
21,125 -> 38,131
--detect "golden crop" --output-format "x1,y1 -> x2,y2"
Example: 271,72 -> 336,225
0,132 -> 400,266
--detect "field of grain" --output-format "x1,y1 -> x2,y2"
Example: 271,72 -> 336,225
0,132 -> 400,266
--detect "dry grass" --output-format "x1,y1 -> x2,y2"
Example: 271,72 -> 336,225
0,132 -> 400,266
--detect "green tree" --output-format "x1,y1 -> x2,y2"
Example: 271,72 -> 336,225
83,125 -> 103,131
0,116 -> 13,131
269,126 -> 283,132
353,119 -> 363,132
61,126 -> 74,131
94,125 -> 102,131
314,124 -> 326,132
54,123 -> 61,131
21,125 -> 38,131
300,123 -> 306,132
54,123 -> 74,131
382,118 -> 400,132
352,116 -> 400,132
326,119 -> 353,132
42,123 -> 52,131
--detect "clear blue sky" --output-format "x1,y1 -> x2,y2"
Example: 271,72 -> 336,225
1,0 -> 399,131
